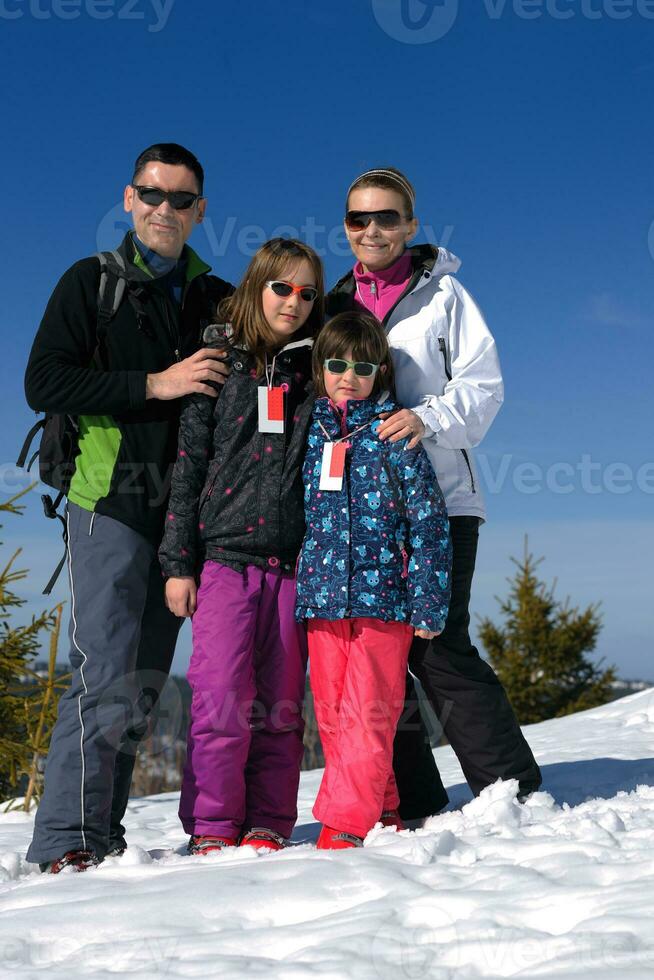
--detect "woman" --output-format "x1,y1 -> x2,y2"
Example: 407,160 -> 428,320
327,167 -> 541,819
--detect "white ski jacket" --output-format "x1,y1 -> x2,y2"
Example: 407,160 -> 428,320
327,245 -> 504,521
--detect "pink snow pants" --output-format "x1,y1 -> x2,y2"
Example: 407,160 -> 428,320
308,617 -> 414,839
179,561 -> 308,839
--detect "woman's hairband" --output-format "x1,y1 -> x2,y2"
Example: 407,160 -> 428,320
348,169 -> 416,207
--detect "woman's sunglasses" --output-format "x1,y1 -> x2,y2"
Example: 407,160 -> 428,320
132,185 -> 202,211
345,209 -> 403,231
324,358 -> 380,378
265,280 -> 318,302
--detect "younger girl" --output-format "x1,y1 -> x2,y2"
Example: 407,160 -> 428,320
159,238 -> 324,853
295,312 -> 452,848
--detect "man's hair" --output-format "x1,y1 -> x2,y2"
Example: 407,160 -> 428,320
132,143 -> 205,194
312,311 -> 395,398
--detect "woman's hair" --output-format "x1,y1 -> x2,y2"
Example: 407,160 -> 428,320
346,167 -> 416,220
217,238 -> 325,374
312,312 -> 395,398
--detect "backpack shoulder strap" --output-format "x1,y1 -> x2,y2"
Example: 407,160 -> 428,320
95,250 -> 128,323
92,250 -> 132,367
16,416 -> 46,469
40,492 -> 67,595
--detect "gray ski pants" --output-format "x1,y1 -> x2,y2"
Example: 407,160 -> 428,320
27,503 -> 181,864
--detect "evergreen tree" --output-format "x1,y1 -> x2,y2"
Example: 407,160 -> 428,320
478,539 -> 616,724
0,489 -> 60,801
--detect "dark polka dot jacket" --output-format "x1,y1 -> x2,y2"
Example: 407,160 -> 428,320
158,333 -> 315,577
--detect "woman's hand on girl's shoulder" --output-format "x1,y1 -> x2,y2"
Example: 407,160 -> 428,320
377,409 -> 425,450
165,576 -> 198,618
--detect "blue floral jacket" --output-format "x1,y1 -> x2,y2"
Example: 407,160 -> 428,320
295,395 -> 452,633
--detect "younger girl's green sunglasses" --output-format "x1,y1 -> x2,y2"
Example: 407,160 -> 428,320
323,358 -> 379,378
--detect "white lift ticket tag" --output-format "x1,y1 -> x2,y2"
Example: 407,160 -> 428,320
319,442 -> 347,491
258,386 -> 284,433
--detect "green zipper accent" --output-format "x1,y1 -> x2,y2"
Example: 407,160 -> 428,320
131,241 -> 154,278
130,237 -> 211,282
182,245 -> 211,306
185,245 -> 211,281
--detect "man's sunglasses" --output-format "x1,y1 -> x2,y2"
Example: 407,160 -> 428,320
265,280 -> 318,302
132,185 -> 202,211
345,209 -> 403,231
324,358 -> 380,378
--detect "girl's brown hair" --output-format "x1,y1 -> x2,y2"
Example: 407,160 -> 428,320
217,237 -> 325,374
312,312 -> 395,398
346,166 -> 416,220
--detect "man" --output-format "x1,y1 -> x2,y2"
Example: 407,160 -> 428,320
25,143 -> 233,872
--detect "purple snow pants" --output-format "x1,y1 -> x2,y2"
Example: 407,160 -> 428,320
179,561 -> 308,839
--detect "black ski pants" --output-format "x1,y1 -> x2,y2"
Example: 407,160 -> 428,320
393,516 -> 542,820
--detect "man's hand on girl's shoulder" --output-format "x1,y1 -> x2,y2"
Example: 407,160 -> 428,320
146,348 -> 232,401
165,576 -> 198,618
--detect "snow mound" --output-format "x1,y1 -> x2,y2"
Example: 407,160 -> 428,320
1,688 -> 653,979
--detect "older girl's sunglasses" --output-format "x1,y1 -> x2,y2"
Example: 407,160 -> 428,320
265,280 -> 318,302
132,185 -> 202,210
345,209 -> 403,231
324,358 -> 379,378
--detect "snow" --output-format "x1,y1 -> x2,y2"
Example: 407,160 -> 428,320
1,689 -> 654,979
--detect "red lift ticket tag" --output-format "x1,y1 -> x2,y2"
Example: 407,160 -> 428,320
319,442 -> 347,491
258,386 -> 284,433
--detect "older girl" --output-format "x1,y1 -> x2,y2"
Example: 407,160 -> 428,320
160,238 -> 323,853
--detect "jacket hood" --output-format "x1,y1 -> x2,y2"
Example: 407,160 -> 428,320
418,244 -> 461,278
203,323 -> 313,359
275,336 -> 314,354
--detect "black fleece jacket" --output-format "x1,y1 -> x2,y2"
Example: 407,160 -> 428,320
24,233 -> 233,541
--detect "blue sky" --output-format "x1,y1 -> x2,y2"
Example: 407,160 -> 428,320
1,0 -> 652,677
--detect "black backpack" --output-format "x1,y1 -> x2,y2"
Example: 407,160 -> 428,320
17,250 -> 140,594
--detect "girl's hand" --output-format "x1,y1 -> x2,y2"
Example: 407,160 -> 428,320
165,576 -> 198,618
377,409 -> 425,450
414,627 -> 440,640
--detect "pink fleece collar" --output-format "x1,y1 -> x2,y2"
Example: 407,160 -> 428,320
352,250 -> 414,321
353,250 -> 413,287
